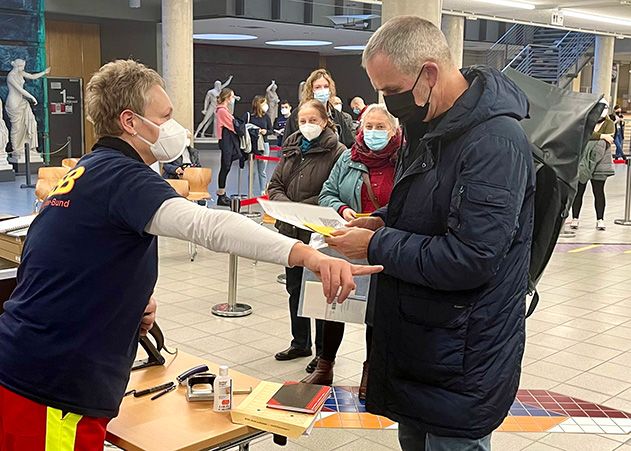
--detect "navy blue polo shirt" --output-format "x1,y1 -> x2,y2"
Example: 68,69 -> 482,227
0,138 -> 179,418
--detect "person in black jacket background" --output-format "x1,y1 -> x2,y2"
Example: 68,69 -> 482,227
283,69 -> 355,148
243,95 -> 273,195
326,16 -> 535,451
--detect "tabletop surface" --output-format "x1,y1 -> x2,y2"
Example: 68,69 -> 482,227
106,351 -> 261,451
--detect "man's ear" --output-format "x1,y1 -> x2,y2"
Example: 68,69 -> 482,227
424,62 -> 439,89
119,109 -> 137,136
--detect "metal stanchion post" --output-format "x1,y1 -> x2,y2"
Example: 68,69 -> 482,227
615,157 -> 631,226
20,143 -> 35,189
211,197 -> 253,317
67,136 -> 72,159
243,154 -> 261,218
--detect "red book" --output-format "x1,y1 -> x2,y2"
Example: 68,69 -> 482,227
266,382 -> 331,414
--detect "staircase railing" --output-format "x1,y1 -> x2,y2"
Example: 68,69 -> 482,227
486,23 -> 535,70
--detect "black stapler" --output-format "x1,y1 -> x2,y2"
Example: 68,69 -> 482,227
132,322 -> 176,371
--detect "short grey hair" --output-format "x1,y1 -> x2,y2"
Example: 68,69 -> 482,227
362,16 -> 453,76
361,103 -> 399,131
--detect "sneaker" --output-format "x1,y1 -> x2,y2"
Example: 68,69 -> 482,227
597,219 -> 606,231
217,194 -> 231,207
569,218 -> 579,230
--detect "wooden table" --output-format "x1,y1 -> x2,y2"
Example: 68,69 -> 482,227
107,352 -> 266,451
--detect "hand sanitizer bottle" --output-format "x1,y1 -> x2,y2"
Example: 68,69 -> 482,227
213,365 -> 232,412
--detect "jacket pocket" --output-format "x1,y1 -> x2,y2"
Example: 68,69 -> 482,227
466,182 -> 510,208
392,290 -> 473,392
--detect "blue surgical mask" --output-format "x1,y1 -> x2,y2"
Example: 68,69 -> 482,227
314,88 -> 330,104
363,129 -> 390,152
353,107 -> 361,115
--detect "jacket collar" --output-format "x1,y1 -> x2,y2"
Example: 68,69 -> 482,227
283,128 -> 339,157
92,136 -> 144,163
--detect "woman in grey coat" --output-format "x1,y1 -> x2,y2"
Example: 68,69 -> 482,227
571,101 -> 615,231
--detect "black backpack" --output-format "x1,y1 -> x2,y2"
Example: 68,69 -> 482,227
504,69 -> 604,317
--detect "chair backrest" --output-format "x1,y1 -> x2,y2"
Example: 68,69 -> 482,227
61,158 -> 79,169
166,179 -> 190,198
182,167 -> 212,194
35,167 -> 70,201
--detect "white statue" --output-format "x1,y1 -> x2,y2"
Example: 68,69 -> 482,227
266,80 -> 280,124
194,75 -> 233,138
6,59 -> 48,163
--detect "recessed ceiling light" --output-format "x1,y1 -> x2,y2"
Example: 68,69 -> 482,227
563,9 -> 631,27
266,40 -> 333,47
193,34 -> 258,41
334,45 -> 366,51
472,0 -> 535,10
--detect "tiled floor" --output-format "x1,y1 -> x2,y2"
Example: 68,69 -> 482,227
4,149 -> 631,449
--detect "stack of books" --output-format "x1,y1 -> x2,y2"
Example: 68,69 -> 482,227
231,381 -> 331,439
0,215 -> 35,264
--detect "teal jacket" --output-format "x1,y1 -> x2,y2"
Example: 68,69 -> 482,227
319,150 -> 367,212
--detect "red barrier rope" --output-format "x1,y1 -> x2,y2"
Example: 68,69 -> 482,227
269,145 -> 282,152
240,194 -> 269,207
255,155 -> 281,163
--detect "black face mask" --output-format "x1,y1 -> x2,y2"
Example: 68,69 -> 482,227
384,65 -> 433,125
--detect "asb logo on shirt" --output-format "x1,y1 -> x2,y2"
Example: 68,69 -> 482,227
48,166 -> 85,197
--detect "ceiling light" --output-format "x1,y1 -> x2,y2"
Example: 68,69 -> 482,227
472,0 -> 535,10
563,9 -> 631,27
265,40 -> 332,47
334,45 -> 366,51
193,34 -> 258,41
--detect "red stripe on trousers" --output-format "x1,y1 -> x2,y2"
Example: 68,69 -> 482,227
0,384 -> 109,450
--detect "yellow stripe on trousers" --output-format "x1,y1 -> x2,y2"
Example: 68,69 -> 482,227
45,407 -> 82,451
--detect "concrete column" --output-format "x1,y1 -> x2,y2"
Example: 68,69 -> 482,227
381,0 -> 443,28
612,63 -> 620,107
592,35 -> 615,103
442,15 -> 464,68
572,74 -> 581,93
161,0 -> 194,132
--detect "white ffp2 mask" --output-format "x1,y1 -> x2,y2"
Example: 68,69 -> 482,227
135,114 -> 188,163
299,123 -> 323,141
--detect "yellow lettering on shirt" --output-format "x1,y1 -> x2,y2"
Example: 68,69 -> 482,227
48,166 -> 85,197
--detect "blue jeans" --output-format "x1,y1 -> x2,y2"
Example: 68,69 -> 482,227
398,423 -> 492,451
615,132 -> 624,159
255,142 -> 270,195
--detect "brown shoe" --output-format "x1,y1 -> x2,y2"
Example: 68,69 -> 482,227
301,358 -> 334,385
359,361 -> 369,401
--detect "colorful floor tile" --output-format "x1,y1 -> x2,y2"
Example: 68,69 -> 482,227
315,387 -> 631,435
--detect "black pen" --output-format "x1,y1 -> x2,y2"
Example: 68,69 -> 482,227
151,384 -> 176,400
133,381 -> 174,398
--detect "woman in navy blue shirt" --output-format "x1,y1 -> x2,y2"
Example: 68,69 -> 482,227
243,95 -> 273,195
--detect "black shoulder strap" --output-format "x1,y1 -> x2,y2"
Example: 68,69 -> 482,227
526,278 -> 539,318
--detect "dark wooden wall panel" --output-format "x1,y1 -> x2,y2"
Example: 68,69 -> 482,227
194,44 -> 319,121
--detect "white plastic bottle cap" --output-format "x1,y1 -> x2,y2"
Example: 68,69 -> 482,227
219,365 -> 229,376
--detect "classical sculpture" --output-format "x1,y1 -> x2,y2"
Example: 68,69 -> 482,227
5,59 -> 48,162
194,75 -> 233,138
266,80 -> 280,124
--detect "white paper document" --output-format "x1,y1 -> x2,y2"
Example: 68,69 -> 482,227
257,199 -> 346,232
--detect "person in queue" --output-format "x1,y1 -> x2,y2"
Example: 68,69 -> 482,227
268,99 -> 346,373
0,60 -> 380,450
162,130 -> 200,179
303,104 -> 401,401
325,16 -> 535,450
214,87 -> 241,206
282,69 -> 355,147
273,100 -> 292,145
244,95 -> 273,196
350,96 -> 367,120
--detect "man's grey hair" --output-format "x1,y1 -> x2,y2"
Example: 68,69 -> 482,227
362,16 -> 453,76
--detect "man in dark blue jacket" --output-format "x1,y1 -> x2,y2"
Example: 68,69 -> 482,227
327,16 -> 536,450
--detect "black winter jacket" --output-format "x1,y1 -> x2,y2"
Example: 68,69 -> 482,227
365,66 -> 536,438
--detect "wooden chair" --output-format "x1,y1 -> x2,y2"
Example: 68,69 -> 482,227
182,167 -> 212,203
61,158 -> 79,169
35,167 -> 70,204
166,179 -> 190,198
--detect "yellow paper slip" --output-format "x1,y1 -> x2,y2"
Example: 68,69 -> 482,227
231,381 -> 318,439
304,223 -> 337,237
